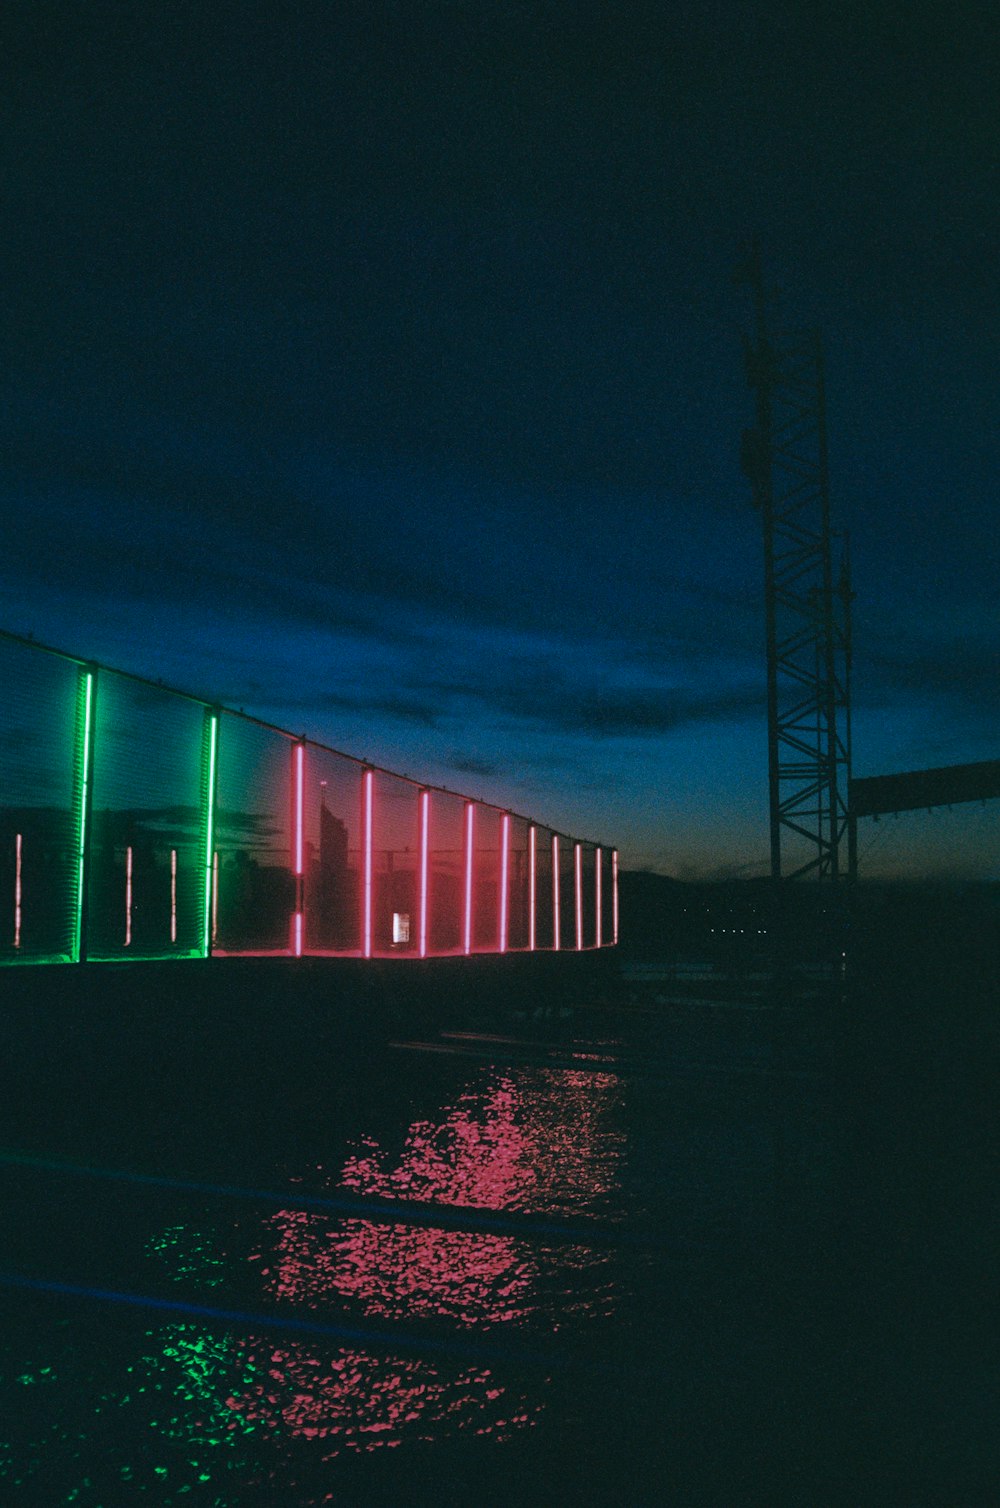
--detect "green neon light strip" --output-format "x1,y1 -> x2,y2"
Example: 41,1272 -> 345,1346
74,671 -> 94,963
203,713 -> 218,957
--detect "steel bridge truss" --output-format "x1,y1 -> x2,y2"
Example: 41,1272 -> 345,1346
741,253 -> 853,880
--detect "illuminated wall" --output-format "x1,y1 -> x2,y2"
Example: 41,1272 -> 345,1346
0,630 -> 617,964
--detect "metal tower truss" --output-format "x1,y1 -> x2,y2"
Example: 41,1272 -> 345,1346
740,254 -> 853,880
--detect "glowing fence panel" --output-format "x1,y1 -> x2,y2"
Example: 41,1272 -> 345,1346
428,790 -> 464,954
86,671 -> 207,960
0,632 -> 618,964
0,637 -> 81,964
372,771 -> 419,955
557,835 -> 576,951
579,841 -> 597,948
302,745 -> 362,954
598,846 -> 614,946
213,713 -> 294,953
472,803 -> 501,952
612,849 -> 619,945
533,826 -> 555,951
507,815 -> 530,951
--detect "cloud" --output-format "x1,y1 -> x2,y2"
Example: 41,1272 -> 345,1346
446,754 -> 500,779
861,634 -> 1000,724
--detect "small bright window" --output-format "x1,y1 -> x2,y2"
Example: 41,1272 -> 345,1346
392,911 -> 410,945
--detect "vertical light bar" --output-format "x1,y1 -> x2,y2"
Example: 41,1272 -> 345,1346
463,801 -> 474,955
612,848 -> 619,945
14,833 -> 22,949
125,845 -> 133,947
362,768 -> 373,958
499,813 -> 510,954
170,848 -> 177,944
574,841 -> 583,951
74,669 -> 94,964
293,741 -> 305,877
595,846 -> 603,948
418,789 -> 430,958
552,833 -> 560,951
528,824 -> 536,951
203,711 -> 218,958
292,740 -> 305,957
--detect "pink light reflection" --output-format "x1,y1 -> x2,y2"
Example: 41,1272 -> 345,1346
268,1212 -> 535,1329
224,1340 -> 542,1459
230,1061 -> 628,1459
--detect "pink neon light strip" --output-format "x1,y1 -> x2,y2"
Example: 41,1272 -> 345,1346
552,833 -> 560,951
293,910 -> 303,957
463,802 -> 474,955
294,742 -> 305,876
170,848 -> 177,944
612,848 -> 619,944
125,845 -> 133,947
363,769 -> 374,958
14,833 -> 21,949
499,813 -> 509,953
528,825 -> 536,951
595,846 -> 603,948
574,842 -> 583,950
418,790 -> 429,958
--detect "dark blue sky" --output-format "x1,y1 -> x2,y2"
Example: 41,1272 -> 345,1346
2,1 -> 998,878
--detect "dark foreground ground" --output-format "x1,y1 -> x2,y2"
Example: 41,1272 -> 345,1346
0,927 -> 995,1506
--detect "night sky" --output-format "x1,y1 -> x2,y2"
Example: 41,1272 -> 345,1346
2,1 -> 998,879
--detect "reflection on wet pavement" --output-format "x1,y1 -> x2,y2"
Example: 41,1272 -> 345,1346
1,1024 -> 647,1503
339,1066 -> 627,1218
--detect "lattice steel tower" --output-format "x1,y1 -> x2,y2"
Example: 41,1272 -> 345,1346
739,248 -> 853,880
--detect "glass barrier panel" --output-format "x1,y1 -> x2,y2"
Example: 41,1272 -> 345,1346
372,771 -> 419,955
580,842 -> 597,948
428,790 -> 464,954
303,744 -> 362,954
214,713 -> 294,953
0,638 -> 80,964
598,847 -> 616,946
533,825 -> 554,951
507,815 -> 530,951
86,671 -> 207,960
472,803 -> 500,952
558,833 -> 576,951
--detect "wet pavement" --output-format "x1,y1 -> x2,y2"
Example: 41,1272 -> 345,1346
0,966 -> 991,1504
